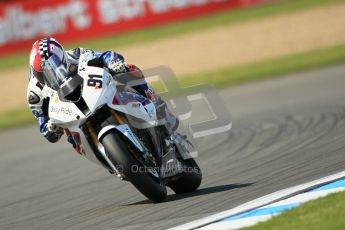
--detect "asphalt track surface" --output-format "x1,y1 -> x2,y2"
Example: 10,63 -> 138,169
1,65 -> 345,230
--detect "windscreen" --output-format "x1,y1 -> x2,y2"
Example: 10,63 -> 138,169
42,55 -> 69,91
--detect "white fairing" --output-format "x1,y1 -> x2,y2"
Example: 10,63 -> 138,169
113,124 -> 144,152
98,124 -> 144,152
48,52 -> 157,166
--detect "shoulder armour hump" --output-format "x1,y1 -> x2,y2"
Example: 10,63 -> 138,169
28,91 -> 40,104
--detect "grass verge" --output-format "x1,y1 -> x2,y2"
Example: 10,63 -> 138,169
244,191 -> 345,230
0,0 -> 343,71
0,107 -> 35,130
1,44 -> 345,131
178,44 -> 345,88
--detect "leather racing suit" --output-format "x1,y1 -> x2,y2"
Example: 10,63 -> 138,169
27,48 -> 163,143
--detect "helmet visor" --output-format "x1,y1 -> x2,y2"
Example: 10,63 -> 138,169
42,54 -> 69,91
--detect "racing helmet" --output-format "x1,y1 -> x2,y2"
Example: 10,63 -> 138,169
29,37 -> 69,88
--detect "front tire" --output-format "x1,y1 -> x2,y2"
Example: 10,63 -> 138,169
101,131 -> 167,202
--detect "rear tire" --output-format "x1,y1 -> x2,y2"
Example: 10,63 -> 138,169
168,158 -> 202,194
101,131 -> 167,202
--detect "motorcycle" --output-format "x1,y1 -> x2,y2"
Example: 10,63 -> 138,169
42,52 -> 202,202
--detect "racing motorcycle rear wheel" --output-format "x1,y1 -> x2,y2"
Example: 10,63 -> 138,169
168,157 -> 202,194
101,131 -> 167,203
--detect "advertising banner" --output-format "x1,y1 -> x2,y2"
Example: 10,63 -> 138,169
0,0 -> 267,56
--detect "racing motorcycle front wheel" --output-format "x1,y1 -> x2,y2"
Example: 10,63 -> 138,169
101,131 -> 167,203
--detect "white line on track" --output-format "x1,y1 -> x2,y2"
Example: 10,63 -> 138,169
169,170 -> 345,230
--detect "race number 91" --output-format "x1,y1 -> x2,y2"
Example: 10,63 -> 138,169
87,74 -> 103,88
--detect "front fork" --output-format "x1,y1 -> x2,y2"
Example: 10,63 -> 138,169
82,110 -> 128,179
85,108 -> 156,179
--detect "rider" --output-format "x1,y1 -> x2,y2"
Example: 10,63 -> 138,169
27,37 -> 177,145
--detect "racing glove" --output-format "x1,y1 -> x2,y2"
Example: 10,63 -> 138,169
47,120 -> 64,135
107,60 -> 129,75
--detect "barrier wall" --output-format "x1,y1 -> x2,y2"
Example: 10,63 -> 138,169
0,0 -> 267,56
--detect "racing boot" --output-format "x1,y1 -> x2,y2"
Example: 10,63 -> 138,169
145,87 -> 179,134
